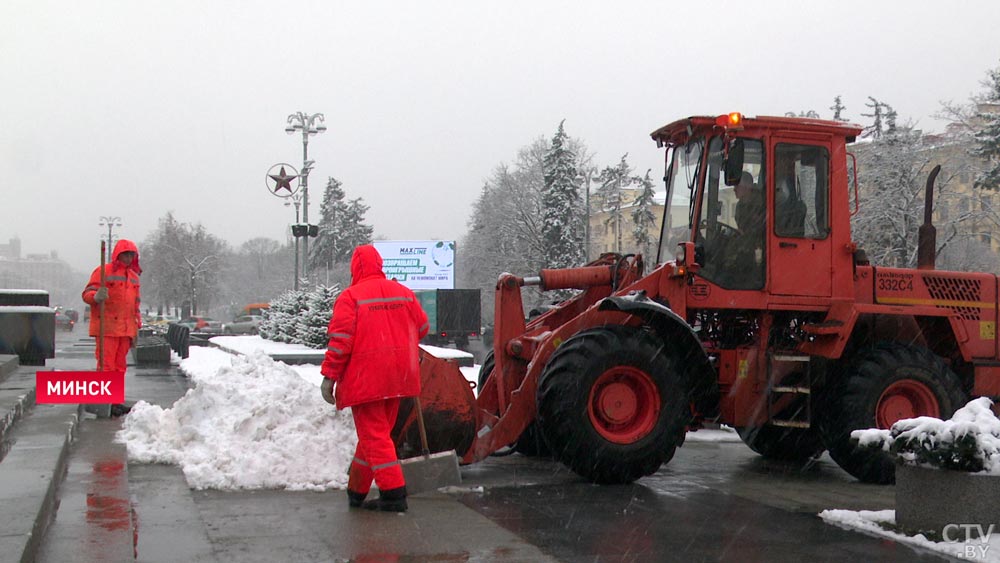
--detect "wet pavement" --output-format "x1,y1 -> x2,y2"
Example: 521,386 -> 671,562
30,330 -> 957,562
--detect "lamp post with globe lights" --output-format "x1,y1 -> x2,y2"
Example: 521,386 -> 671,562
285,112 -> 326,281
98,216 -> 122,261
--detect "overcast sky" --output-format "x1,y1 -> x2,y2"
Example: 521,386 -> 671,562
3,0 -> 999,274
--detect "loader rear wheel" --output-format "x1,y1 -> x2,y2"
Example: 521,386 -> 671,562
819,342 -> 966,484
537,326 -> 689,484
477,351 -> 551,457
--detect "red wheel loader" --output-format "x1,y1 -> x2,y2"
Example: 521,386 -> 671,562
395,112 -> 995,485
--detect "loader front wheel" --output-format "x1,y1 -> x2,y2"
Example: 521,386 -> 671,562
477,351 -> 551,457
537,325 -> 689,484
819,342 -> 966,484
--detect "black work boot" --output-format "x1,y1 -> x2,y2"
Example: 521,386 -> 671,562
361,486 -> 408,512
347,490 -> 367,508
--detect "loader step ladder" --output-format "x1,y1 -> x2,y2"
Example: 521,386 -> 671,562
767,354 -> 812,429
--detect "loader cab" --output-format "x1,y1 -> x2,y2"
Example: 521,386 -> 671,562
659,135 -> 766,290
655,114 -> 851,301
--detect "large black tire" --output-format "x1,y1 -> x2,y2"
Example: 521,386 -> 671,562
537,326 -> 689,484
736,426 -> 824,462
477,351 -> 551,457
819,342 -> 967,484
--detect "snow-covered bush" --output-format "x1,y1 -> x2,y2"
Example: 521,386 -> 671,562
258,285 -> 340,348
852,397 -> 1000,474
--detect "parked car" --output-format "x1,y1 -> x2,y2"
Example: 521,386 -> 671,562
223,315 -> 262,335
146,314 -> 180,328
175,316 -> 223,334
54,311 -> 76,331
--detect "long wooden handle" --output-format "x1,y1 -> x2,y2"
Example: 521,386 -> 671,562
414,397 -> 431,457
98,241 -> 106,369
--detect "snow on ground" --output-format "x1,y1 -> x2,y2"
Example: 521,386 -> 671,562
120,335 -> 740,491
684,426 -> 741,442
820,509 -> 1000,562
119,338 -> 481,491
118,348 -> 357,491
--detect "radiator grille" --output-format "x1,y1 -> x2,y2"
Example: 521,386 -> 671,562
922,276 -> 982,320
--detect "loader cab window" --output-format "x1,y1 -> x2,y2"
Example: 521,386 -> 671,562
694,136 -> 765,290
774,144 -> 830,239
657,138 -> 704,264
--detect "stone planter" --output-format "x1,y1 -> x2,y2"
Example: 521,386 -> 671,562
896,463 -> 1000,535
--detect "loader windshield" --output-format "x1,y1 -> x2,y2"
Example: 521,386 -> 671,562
657,138 -> 704,264
694,136 -> 766,289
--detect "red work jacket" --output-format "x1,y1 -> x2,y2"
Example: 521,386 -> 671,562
82,239 -> 142,338
321,245 -> 430,408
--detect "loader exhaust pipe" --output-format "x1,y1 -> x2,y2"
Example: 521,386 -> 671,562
917,165 -> 941,270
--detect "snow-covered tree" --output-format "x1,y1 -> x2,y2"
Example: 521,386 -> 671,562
459,133 -> 594,324
309,177 -> 350,271
295,284 -> 340,348
258,289 -> 305,343
852,125 -> 971,267
596,155 -> 634,253
861,97 -> 887,139
309,178 -> 373,274
631,169 -> 657,259
972,64 -> 1000,191
540,120 -> 583,269
142,212 -> 229,316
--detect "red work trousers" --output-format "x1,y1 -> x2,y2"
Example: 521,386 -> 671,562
95,336 -> 132,373
347,398 -> 406,495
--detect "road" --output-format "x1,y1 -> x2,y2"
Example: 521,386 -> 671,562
34,329 -> 954,562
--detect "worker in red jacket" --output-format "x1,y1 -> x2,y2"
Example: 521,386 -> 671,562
81,239 -> 141,417
320,244 -> 429,512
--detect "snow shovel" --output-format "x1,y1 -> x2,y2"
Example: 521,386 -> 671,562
88,241 -> 112,418
399,397 -> 461,496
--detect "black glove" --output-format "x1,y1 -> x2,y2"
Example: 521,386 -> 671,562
321,379 -> 336,406
94,287 -> 109,303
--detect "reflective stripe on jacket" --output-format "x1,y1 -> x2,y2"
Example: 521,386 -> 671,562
321,245 -> 430,408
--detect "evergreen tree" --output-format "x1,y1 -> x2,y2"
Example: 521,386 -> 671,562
295,284 -> 340,348
540,120 -> 583,269
631,169 -> 657,258
972,64 -> 1000,191
258,289 -> 306,343
596,155 -> 634,253
830,96 -> 847,121
339,198 -> 375,252
861,97 -> 886,139
309,177 -> 350,271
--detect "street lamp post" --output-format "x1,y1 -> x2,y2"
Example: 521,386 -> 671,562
285,112 -> 326,282
285,192 -> 303,291
98,216 -> 122,261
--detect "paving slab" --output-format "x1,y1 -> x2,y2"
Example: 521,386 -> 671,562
35,417 -> 136,563
0,403 -> 81,563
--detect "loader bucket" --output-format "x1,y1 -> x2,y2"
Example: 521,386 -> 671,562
391,349 -> 478,459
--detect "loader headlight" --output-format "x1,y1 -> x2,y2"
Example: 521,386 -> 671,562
675,244 -> 686,264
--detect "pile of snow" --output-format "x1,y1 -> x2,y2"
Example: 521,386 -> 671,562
853,397 -> 1000,474
820,509 -> 1000,562
118,349 -> 357,491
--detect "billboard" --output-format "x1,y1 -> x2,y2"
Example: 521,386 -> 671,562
373,240 -> 455,290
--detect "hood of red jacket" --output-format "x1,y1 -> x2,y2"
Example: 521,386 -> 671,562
112,239 -> 142,275
350,245 -> 386,285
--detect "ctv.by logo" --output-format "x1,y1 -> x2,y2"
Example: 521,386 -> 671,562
943,524 -> 994,560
